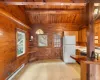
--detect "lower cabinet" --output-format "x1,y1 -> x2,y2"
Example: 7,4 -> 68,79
81,61 -> 100,80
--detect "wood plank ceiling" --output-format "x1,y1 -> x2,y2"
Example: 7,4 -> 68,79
3,0 -> 100,2
24,4 -> 86,29
3,0 -> 85,2
2,1 -> 86,29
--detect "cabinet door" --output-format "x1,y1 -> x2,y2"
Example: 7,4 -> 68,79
95,24 -> 100,43
81,62 -> 87,80
95,65 -> 100,80
81,28 -> 87,42
0,60 -> 4,80
94,24 -> 99,35
78,30 -> 82,42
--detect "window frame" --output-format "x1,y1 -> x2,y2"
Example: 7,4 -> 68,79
16,28 -> 26,57
53,34 -> 61,48
38,34 -> 48,47
94,36 -> 99,44
36,29 -> 44,34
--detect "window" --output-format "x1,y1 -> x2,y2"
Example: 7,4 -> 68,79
95,36 -> 98,44
38,35 -> 48,47
36,29 -> 44,34
54,34 -> 61,47
17,30 -> 26,57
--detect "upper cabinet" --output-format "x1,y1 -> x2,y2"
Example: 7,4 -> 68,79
79,24 -> 100,44
78,28 -> 87,43
94,23 -> 100,43
81,28 -> 87,42
94,24 -> 99,35
64,31 -> 78,42
78,30 -> 82,42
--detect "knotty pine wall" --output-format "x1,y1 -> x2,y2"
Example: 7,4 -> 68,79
78,21 -> 100,46
0,3 -> 30,26
30,24 -> 79,60
78,28 -> 87,46
0,7 -> 30,80
94,21 -> 100,46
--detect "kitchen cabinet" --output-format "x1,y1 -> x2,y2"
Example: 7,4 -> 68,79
64,31 -> 78,42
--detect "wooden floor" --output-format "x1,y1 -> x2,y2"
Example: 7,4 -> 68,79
13,59 -> 80,80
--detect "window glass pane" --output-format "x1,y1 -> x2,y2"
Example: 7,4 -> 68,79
38,35 -> 48,47
17,31 -> 25,56
53,34 -> 61,47
36,29 -> 44,34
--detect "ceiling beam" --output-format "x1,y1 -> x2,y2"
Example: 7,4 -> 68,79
31,23 -> 82,25
43,0 -> 46,2
3,0 -> 85,2
26,10 -> 85,14
26,8 -> 85,10
86,0 -> 100,3
0,8 -> 31,29
2,0 -> 100,3
3,2 -> 86,6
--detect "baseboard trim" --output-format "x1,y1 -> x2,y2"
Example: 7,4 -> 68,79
6,64 -> 25,80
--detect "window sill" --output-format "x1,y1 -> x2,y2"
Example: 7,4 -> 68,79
17,53 -> 25,57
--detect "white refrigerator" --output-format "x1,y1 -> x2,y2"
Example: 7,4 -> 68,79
63,36 -> 76,63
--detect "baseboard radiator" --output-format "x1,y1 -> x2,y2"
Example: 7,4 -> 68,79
6,64 -> 25,80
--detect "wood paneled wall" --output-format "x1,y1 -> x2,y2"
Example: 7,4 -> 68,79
64,31 -> 78,42
78,21 -> 100,46
94,22 -> 100,46
0,3 -> 30,26
78,28 -> 87,46
0,6 -> 30,80
30,24 -> 79,60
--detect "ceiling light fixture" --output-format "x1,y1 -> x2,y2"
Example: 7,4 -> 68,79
60,3 -> 64,5
94,8 -> 99,15
93,4 -> 100,20
0,31 -> 3,36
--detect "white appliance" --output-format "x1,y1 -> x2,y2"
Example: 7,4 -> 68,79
63,36 -> 76,63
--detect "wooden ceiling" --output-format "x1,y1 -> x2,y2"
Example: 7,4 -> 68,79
24,5 -> 86,29
3,0 -> 85,2
26,10 -> 85,24
1,2 -> 100,29
2,2 -> 87,29
3,0 -> 100,2
25,5 -> 84,10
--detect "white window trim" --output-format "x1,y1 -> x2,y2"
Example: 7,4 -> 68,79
17,30 -> 26,57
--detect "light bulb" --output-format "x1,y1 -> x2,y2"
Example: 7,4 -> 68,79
0,31 -> 3,36
94,8 -> 99,14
